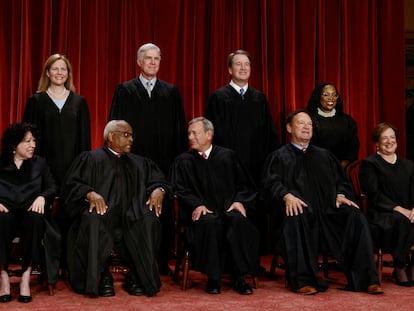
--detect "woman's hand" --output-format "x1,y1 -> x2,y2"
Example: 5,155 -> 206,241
0,203 -> 9,213
28,196 -> 45,214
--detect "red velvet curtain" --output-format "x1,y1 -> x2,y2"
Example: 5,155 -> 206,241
0,0 -> 406,158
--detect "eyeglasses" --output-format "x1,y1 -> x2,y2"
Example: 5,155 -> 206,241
112,131 -> 135,139
321,92 -> 339,99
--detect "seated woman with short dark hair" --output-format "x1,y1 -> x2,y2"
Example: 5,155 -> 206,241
359,122 -> 414,287
0,123 -> 57,303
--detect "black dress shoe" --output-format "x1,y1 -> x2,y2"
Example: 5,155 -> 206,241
98,271 -> 115,297
123,271 -> 145,296
393,269 -> 413,287
18,294 -> 32,303
233,277 -> 253,295
0,294 -> 12,303
159,266 -> 174,276
206,278 -> 221,294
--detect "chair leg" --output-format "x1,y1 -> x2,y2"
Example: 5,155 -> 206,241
377,248 -> 383,284
322,253 -> 329,278
182,250 -> 190,291
269,254 -> 278,277
252,276 -> 259,289
48,284 -> 55,296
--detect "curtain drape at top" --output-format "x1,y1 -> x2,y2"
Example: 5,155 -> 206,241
0,0 -> 405,158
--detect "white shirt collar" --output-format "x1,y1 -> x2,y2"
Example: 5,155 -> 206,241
139,75 -> 157,90
317,107 -> 336,117
230,80 -> 248,94
199,145 -> 213,158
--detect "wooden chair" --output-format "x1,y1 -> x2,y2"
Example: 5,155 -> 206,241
346,160 -> 414,284
172,198 -> 259,290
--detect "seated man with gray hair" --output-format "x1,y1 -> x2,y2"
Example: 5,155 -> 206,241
170,117 -> 259,295
61,120 -> 170,297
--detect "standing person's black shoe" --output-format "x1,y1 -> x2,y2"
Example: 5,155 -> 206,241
123,271 -> 144,296
205,278 -> 221,294
98,270 -> 115,297
233,277 -> 253,295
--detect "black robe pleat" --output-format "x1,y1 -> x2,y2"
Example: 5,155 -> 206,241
359,154 -> 414,266
61,147 -> 170,296
23,92 -> 91,187
0,156 -> 59,283
309,112 -> 359,164
204,85 -> 279,185
261,144 -> 379,292
109,78 -> 187,175
170,146 -> 259,279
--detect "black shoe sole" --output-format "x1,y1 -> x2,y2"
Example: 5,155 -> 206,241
18,294 -> 32,303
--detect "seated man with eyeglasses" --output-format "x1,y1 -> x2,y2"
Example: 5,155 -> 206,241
61,120 -> 171,297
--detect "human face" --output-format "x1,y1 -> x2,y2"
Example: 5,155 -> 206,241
188,121 -> 212,152
107,124 -> 134,154
137,49 -> 161,80
377,127 -> 397,156
47,59 -> 68,87
287,112 -> 313,145
228,54 -> 251,86
15,131 -> 36,161
319,85 -> 338,113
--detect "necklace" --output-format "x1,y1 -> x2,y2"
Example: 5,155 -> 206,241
47,86 -> 67,97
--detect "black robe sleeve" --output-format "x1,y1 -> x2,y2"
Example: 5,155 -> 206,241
170,146 -> 257,224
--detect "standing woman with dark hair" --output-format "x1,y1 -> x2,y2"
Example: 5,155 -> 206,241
0,123 -> 57,303
306,82 -> 359,168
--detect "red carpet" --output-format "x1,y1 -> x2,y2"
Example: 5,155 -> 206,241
2,255 -> 413,310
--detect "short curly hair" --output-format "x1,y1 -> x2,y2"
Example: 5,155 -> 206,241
1,123 -> 38,164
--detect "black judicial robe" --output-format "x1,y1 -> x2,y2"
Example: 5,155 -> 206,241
0,155 -> 59,284
359,154 -> 414,264
23,92 -> 91,186
309,112 -> 359,164
170,145 -> 259,278
261,144 -> 379,292
109,78 -> 187,175
61,147 -> 170,296
205,85 -> 279,184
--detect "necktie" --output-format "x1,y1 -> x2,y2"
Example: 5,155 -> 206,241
240,88 -> 244,100
201,152 -> 207,159
302,148 -> 307,154
146,81 -> 152,98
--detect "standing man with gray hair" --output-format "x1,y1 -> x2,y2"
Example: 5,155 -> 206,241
109,43 -> 187,275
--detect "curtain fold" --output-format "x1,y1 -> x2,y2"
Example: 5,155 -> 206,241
0,0 -> 406,157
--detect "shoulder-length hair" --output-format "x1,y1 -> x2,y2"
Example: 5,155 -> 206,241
37,54 -> 75,93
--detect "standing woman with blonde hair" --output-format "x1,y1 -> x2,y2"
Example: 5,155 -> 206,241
23,54 -> 91,187
22,54 -> 91,274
